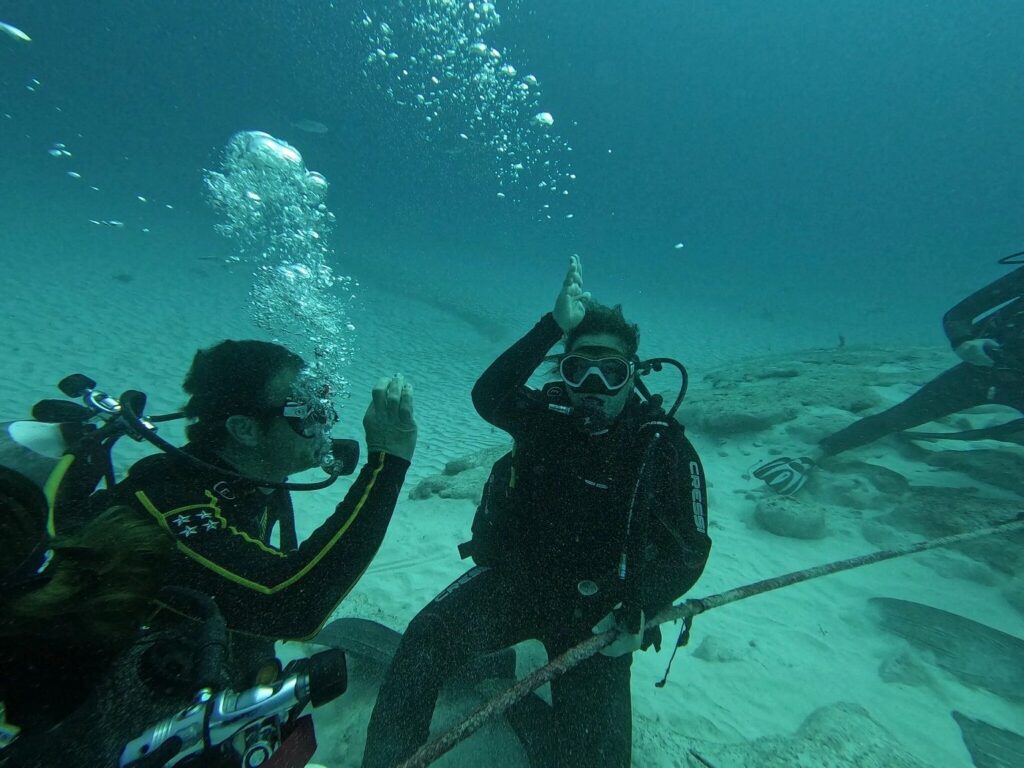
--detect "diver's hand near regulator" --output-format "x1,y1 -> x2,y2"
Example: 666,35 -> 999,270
954,338 -> 1002,367
363,374 -> 417,462
553,254 -> 590,333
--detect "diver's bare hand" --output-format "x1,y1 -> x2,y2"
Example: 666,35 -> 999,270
553,254 -> 591,333
363,375 -> 417,462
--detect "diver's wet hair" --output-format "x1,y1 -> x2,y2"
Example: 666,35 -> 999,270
564,301 -> 640,359
183,340 -> 305,448
0,505 -> 172,644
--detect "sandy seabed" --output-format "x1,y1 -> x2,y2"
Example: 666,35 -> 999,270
1,249 -> 1020,768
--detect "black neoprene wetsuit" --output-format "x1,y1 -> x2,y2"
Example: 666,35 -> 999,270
88,442 -> 410,696
362,313 -> 712,768
819,265 -> 1024,457
106,444 -> 408,638
0,635 -> 115,743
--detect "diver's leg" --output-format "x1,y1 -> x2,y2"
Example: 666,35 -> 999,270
361,566 -> 536,768
549,651 -> 633,767
818,363 -> 994,458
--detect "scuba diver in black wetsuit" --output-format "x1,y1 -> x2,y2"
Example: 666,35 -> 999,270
362,256 -> 712,768
0,456 -> 351,768
755,258 -> 1024,494
96,340 -> 417,666
1,339 -> 416,766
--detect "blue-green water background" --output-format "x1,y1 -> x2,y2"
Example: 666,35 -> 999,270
2,5 -> 1023,765
2,0 -> 1021,360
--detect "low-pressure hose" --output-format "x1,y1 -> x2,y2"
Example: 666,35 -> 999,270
118,391 -> 342,492
618,425 -> 664,632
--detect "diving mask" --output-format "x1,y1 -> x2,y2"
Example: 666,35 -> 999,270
279,377 -> 338,439
559,354 -> 635,393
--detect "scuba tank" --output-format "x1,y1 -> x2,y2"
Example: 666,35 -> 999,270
0,421 -> 67,493
0,374 -> 156,533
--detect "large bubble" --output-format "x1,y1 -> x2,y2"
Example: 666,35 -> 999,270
204,130 -> 355,398
357,1 -> 576,203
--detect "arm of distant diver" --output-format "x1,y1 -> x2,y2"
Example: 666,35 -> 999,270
136,452 -> 409,639
943,265 -> 1024,347
471,312 -> 564,432
637,427 -> 713,617
901,417 -> 1024,443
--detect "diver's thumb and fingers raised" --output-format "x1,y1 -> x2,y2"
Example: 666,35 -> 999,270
364,375 -> 417,462
564,254 -> 583,286
385,374 -> 404,419
554,256 -> 589,333
370,376 -> 390,413
398,382 -> 415,429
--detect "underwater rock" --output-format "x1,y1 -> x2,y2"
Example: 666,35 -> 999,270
692,635 -> 748,663
952,710 -> 1024,768
678,346 -> 950,440
878,650 -> 939,689
807,471 -> 886,512
690,405 -> 795,436
409,470 -> 489,502
923,448 -> 1024,495
410,444 -> 509,502
753,494 -> 827,539
876,487 -> 1023,574
915,549 -> 998,586
1003,574 -> 1024,619
861,517 -> 911,550
443,444 -> 509,475
690,702 -> 929,767
826,459 -> 911,496
869,597 -> 1024,702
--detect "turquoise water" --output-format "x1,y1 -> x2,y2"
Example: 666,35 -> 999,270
1,2 -> 1023,767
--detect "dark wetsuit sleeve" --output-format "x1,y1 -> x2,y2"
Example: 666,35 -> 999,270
638,426 -> 712,616
943,266 -> 1024,347
134,453 -> 408,638
471,312 -> 564,434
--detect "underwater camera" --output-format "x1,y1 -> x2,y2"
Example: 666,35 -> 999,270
119,648 -> 347,768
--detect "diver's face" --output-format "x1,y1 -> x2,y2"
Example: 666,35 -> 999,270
563,333 -> 636,425
255,368 -> 334,478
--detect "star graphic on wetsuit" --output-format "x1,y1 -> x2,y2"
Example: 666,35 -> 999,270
172,514 -> 191,527
196,511 -> 213,522
202,519 -> 218,532
180,524 -> 198,537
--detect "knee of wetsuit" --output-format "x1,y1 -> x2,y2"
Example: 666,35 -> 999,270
403,608 -> 448,644
398,611 -> 464,672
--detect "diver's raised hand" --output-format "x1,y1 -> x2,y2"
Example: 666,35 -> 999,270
553,254 -> 590,334
363,374 -> 417,462
955,338 -> 1001,367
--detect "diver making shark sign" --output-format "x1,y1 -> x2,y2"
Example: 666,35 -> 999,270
362,255 -> 712,768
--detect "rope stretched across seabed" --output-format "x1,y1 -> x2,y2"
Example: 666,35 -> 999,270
395,514 -> 1024,768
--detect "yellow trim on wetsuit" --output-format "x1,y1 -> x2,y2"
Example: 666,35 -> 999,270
42,453 -> 77,537
134,452 -> 390,595
136,490 -> 286,557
